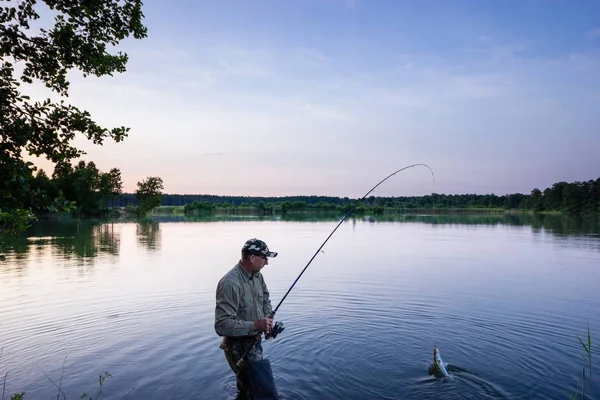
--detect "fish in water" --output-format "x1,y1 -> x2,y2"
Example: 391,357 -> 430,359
428,345 -> 450,378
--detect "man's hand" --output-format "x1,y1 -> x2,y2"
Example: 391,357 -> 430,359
265,325 -> 273,339
254,317 -> 273,333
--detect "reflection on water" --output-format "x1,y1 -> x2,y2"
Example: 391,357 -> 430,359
136,219 -> 161,251
0,218 -> 163,266
399,212 -> 600,236
0,212 -> 599,400
154,211 -> 600,236
1,213 -> 598,264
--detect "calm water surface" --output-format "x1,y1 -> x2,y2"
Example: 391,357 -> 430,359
1,214 -> 599,400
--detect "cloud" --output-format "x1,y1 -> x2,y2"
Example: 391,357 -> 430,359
16,27 -> 600,195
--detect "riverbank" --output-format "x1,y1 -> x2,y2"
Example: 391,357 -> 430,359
153,205 -> 580,216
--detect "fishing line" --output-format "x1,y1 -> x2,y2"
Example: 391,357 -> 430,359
236,164 -> 435,366
269,163 -> 435,319
269,164 -> 435,324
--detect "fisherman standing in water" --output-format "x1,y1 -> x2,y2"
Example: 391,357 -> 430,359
215,238 -> 278,399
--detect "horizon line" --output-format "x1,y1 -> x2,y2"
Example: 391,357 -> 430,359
119,191 -> 536,198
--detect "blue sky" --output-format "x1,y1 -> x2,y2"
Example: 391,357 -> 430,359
28,0 -> 600,197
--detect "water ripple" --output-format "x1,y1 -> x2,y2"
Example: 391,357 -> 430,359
1,219 -> 599,400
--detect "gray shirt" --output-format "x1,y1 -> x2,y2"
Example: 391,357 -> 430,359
215,262 -> 273,338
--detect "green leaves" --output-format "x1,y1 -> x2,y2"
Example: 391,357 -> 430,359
578,328 -> 592,359
2,0 -> 147,93
1,0 -> 147,233
135,177 -> 164,216
0,208 -> 37,235
80,371 -> 113,400
575,326 -> 594,400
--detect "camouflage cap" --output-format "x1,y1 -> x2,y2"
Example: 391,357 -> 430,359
242,238 -> 278,258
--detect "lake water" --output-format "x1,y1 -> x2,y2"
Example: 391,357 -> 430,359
1,213 -> 599,400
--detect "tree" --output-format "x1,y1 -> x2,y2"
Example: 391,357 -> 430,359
562,181 -> 585,214
51,160 -> 104,216
528,188 -> 543,212
99,168 -> 123,210
72,160 -> 102,215
135,177 -> 164,216
543,182 -> 567,211
592,178 -> 600,213
1,0 -> 147,231
280,201 -> 292,213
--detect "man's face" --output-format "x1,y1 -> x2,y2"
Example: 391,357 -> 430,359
250,253 -> 268,273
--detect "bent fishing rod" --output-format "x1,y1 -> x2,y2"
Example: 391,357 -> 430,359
236,164 -> 435,365
268,163 -> 435,325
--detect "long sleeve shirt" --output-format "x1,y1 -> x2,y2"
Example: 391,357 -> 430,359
215,262 -> 273,338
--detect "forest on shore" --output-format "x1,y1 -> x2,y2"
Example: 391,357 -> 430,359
116,177 -> 600,216
3,167 -> 598,238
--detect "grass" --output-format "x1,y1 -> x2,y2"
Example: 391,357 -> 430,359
151,206 -> 185,214
572,326 -> 597,400
1,351 -> 134,400
1,369 -> 133,400
1,327 -> 597,399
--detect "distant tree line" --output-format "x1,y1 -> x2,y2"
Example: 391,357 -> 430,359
113,177 -> 600,215
3,174 -> 597,237
112,194 -> 352,207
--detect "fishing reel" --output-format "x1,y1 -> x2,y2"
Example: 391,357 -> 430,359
267,321 -> 285,339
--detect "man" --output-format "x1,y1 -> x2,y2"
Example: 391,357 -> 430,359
215,238 -> 278,399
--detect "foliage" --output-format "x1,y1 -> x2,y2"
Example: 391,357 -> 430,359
134,176 -> 164,216
137,176 -> 600,216
2,350 -> 134,400
52,161 -> 122,216
0,0 -> 147,232
0,208 -> 36,235
572,326 -> 596,400
100,168 -> 123,209
183,201 -> 214,213
80,371 -> 112,400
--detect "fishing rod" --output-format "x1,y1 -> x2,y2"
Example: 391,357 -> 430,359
236,163 -> 435,367
267,163 -> 435,333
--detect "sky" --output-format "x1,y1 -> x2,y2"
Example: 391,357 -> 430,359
24,0 -> 600,198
